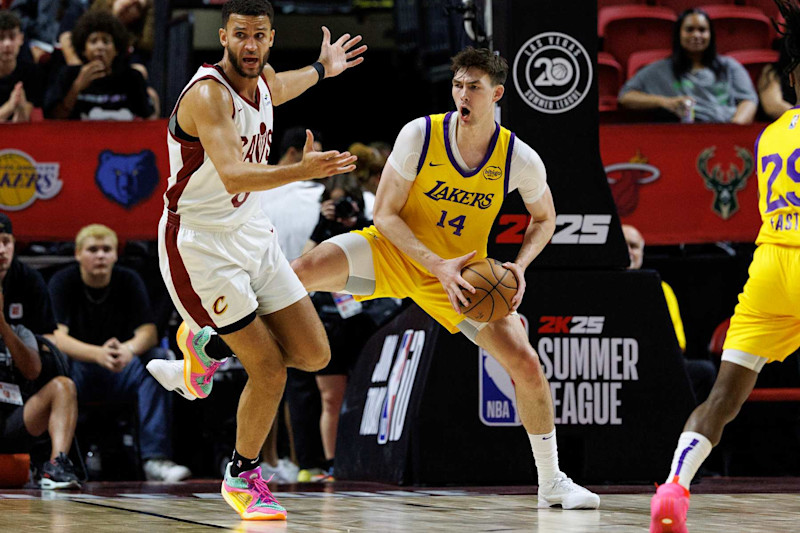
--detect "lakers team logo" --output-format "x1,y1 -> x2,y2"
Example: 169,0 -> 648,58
0,150 -> 61,211
697,146 -> 753,220
513,32 -> 593,114
213,296 -> 228,315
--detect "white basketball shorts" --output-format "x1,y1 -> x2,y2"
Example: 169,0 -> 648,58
158,211 -> 307,334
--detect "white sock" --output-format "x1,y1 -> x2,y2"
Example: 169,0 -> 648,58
529,429 -> 559,486
666,431 -> 713,490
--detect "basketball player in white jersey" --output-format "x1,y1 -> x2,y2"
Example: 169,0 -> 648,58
151,0 -> 365,520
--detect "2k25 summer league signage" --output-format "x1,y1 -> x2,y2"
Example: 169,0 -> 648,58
491,0 -> 629,269
0,121 -> 166,241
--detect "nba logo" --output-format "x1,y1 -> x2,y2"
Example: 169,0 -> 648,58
478,314 -> 528,426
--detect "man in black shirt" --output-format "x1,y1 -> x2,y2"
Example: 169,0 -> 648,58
0,212 -> 80,489
50,223 -> 190,482
0,11 -> 42,122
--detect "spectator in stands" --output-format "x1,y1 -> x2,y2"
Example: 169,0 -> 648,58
0,212 -> 80,489
0,11 -> 42,122
305,175 -> 401,480
758,39 -> 795,120
0,213 -> 56,338
43,11 -> 155,120
347,142 -> 385,220
49,224 -> 190,482
623,224 -> 716,402
618,8 -> 758,124
10,0 -> 85,64
90,0 -> 153,67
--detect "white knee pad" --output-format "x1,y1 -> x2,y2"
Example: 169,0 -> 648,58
325,232 -> 376,295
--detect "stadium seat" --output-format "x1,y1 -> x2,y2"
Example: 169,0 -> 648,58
703,4 -> 774,53
708,318 -> 800,402
599,6 -> 677,72
740,0 -> 783,24
726,48 -> 779,89
598,0 -> 646,9
626,48 -> 672,80
654,0 -> 735,14
598,52 -> 623,111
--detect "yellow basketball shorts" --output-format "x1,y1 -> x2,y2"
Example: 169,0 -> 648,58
723,243 -> 800,362
352,226 -> 469,333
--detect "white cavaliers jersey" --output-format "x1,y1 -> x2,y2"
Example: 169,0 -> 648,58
164,64 -> 274,230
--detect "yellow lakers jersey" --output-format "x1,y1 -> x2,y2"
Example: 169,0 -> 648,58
400,112 -> 514,260
755,108 -> 800,246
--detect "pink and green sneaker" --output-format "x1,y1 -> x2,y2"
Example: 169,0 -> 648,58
221,463 -> 287,520
177,322 -> 226,399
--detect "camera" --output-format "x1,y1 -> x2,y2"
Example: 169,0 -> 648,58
334,196 -> 357,219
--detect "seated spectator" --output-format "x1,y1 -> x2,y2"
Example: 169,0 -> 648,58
758,40 -> 796,120
10,0 -> 85,64
0,11 -> 42,122
49,224 -> 190,482
623,224 -> 716,402
43,11 -> 155,120
91,0 -> 153,67
618,8 -> 758,124
0,212 -> 79,489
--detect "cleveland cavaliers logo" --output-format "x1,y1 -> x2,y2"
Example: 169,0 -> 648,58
512,32 -> 593,114
213,296 -> 228,315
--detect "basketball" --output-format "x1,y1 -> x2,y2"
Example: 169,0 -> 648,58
459,257 -> 518,323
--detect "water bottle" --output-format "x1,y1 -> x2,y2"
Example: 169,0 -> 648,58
681,98 -> 695,124
85,445 -> 102,480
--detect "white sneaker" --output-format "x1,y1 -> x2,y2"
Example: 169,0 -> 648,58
259,461 -> 294,484
146,359 -> 195,401
277,458 -> 299,483
537,472 -> 600,509
144,458 -> 192,482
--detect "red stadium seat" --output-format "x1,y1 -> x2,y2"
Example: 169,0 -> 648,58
654,0 -> 735,14
703,4 -> 774,53
726,48 -> 779,89
627,48 -> 672,80
598,0 -> 646,9
599,6 -> 677,72
598,52 -> 623,111
741,0 -> 783,23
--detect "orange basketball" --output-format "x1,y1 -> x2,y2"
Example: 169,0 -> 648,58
459,257 -> 518,323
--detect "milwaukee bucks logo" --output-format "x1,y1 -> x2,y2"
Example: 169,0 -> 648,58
697,146 -> 753,220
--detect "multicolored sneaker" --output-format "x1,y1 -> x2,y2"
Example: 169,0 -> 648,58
177,322 -> 226,399
221,462 -> 287,520
40,452 -> 81,490
650,481 -> 690,533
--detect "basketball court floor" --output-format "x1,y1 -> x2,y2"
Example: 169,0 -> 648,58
1,477 -> 798,532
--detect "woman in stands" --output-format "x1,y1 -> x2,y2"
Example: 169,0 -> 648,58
618,8 -> 758,124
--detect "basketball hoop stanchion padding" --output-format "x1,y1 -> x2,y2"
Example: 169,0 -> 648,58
336,270 -> 695,484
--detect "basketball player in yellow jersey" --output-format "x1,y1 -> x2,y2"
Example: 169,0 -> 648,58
651,3 -> 800,531
292,47 -> 599,509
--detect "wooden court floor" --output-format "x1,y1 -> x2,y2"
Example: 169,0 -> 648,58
1,477 -> 799,532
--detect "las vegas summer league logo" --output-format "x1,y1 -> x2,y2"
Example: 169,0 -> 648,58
512,32 -> 593,114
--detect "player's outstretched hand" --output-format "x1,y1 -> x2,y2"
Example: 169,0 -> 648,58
317,26 -> 367,79
301,129 -> 357,178
502,261 -> 526,311
431,250 -> 477,314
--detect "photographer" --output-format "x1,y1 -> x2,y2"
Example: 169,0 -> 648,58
304,174 -> 400,480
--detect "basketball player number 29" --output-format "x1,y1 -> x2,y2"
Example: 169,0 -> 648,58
763,149 -> 800,213
437,210 -> 465,236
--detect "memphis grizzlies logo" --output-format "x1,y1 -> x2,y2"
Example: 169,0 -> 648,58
479,314 -> 527,426
513,32 -> 593,115
95,150 -> 159,209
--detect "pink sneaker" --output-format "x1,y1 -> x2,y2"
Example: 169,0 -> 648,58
650,481 -> 690,533
221,463 -> 287,520
177,322 -> 226,399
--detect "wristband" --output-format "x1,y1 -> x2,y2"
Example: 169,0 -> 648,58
311,61 -> 325,83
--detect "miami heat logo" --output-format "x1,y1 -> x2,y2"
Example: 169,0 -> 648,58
213,296 -> 228,315
605,150 -> 660,216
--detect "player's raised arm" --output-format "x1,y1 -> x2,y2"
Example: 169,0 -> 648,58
501,186 -> 555,311
265,26 -> 366,106
179,81 -> 356,193
373,163 -> 476,313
